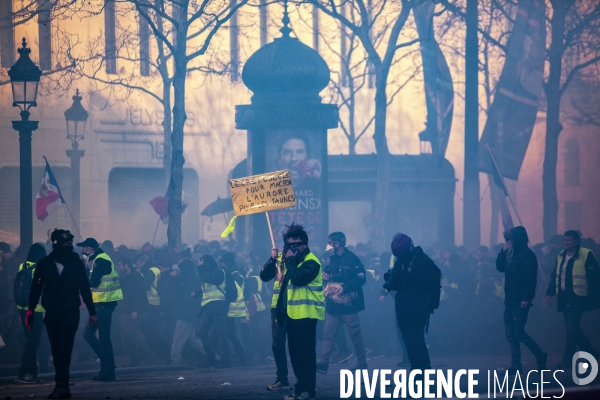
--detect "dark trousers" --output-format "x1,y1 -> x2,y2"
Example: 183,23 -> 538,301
561,308 -> 599,362
248,310 -> 269,363
503,305 -> 544,368
320,313 -> 367,366
83,304 -> 116,372
396,308 -> 431,370
287,317 -> 318,396
18,310 -> 44,377
44,311 -> 80,385
198,300 -> 228,364
226,317 -> 247,364
117,312 -> 154,364
271,309 -> 288,382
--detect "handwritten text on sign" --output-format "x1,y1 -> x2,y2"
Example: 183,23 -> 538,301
229,170 -> 296,216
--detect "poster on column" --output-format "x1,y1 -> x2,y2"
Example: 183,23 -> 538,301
265,129 -> 324,252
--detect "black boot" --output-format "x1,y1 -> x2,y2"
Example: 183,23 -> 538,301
48,383 -> 71,399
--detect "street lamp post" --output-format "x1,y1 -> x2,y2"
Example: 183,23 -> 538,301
8,38 -> 42,247
64,89 -> 88,232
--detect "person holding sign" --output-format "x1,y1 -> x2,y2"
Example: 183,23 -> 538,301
260,224 -> 324,400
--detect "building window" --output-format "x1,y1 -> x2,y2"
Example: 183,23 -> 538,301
139,12 -> 150,76
0,0 -> 14,67
229,0 -> 239,82
38,0 -> 52,70
564,201 -> 582,232
564,139 -> 580,187
105,0 -> 117,74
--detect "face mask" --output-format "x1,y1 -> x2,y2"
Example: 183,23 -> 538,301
82,254 -> 89,262
325,244 -> 334,252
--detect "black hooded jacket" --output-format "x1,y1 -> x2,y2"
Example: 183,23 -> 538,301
496,226 -> 538,306
386,246 -> 438,311
28,251 -> 95,316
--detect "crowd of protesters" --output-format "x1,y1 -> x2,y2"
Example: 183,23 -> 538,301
1,230 -> 599,384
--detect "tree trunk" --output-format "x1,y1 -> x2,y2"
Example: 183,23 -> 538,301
162,81 -> 172,184
371,67 -> 391,251
543,0 -> 570,241
167,3 -> 189,252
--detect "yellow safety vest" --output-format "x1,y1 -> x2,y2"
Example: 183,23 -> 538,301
227,271 -> 247,317
17,262 -> 45,313
201,268 -> 226,306
271,253 -> 285,309
146,267 -> 161,306
248,276 -> 266,312
286,252 -> 325,320
90,253 -> 123,303
556,248 -> 592,296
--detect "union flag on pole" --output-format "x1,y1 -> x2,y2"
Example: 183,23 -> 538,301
36,157 -> 65,221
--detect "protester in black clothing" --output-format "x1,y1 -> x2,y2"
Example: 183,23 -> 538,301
16,243 -> 48,384
27,229 -> 97,399
195,254 -> 229,367
383,233 -> 437,371
317,231 -> 368,373
261,223 -> 324,400
168,253 -> 204,366
260,250 -> 290,391
496,226 -> 547,375
115,256 -> 155,367
546,230 -> 600,368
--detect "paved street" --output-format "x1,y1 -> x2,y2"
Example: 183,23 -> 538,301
2,355 -> 600,399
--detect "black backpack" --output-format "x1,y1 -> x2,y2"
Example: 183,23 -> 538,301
216,268 -> 239,303
14,263 -> 34,308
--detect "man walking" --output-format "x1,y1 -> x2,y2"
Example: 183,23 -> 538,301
496,226 -> 547,375
383,234 -> 439,371
546,230 -> 600,369
79,238 -> 123,381
262,223 -> 324,400
317,231 -> 368,373
27,229 -> 97,399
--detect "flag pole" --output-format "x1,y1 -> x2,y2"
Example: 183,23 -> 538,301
151,216 -> 161,247
486,144 -> 523,226
265,211 -> 281,275
63,202 -> 82,241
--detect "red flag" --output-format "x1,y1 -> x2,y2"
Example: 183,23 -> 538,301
150,192 -> 188,224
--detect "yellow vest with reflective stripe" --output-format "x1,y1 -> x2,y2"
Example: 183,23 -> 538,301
249,276 -> 266,312
286,252 -> 325,320
201,269 -> 226,306
90,253 -> 123,303
556,248 -> 592,296
146,267 -> 161,306
271,253 -> 284,309
17,262 -> 45,313
227,271 -> 247,317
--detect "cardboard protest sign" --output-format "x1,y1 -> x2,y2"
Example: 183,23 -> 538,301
229,170 -> 296,217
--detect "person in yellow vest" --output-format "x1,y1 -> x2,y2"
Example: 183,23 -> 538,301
262,223 -> 324,400
78,238 -> 123,382
15,243 -> 48,384
219,252 -> 248,366
195,254 -> 229,367
546,230 -> 600,369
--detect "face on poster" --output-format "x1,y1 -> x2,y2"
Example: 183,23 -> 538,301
265,129 -> 324,251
